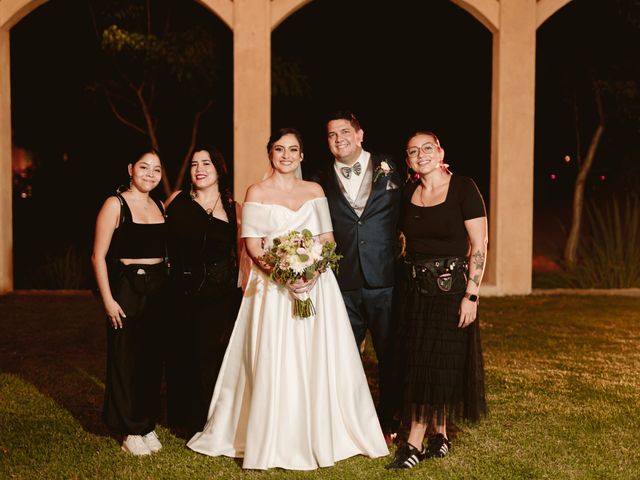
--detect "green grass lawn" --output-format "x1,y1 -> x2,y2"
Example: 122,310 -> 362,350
1,293 -> 639,479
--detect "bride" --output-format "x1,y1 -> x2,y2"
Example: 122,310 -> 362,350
187,127 -> 388,470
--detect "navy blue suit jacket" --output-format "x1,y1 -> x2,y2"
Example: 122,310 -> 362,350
321,153 -> 402,290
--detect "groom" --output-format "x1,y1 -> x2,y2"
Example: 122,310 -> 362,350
319,110 -> 402,442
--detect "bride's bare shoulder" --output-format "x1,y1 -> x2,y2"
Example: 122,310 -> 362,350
299,180 -> 326,198
244,182 -> 267,203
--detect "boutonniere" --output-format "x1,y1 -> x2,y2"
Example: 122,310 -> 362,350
373,160 -> 393,183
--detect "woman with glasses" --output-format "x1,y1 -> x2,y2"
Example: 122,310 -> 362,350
386,131 -> 487,469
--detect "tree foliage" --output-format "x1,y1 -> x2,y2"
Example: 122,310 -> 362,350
88,0 -> 221,196
87,0 -> 310,197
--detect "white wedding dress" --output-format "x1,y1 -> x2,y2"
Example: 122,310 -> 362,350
187,197 -> 388,470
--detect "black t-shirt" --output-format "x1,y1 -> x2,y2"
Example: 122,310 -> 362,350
401,175 -> 486,257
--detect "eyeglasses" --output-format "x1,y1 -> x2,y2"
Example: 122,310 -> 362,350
406,143 -> 438,158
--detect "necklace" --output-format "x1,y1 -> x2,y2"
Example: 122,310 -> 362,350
204,193 -> 221,216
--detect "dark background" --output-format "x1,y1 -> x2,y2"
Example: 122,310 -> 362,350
9,0 -> 639,287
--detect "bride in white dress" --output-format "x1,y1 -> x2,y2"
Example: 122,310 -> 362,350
187,128 -> 388,470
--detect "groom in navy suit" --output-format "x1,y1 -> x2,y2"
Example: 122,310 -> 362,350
320,111 -> 402,441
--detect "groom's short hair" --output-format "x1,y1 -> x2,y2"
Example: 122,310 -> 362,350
326,110 -> 362,132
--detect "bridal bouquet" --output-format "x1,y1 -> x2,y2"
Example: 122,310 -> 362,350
261,229 -> 342,318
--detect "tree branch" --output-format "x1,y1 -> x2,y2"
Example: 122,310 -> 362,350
564,84 -> 606,266
572,91 -> 582,166
173,100 -> 214,192
104,90 -> 146,135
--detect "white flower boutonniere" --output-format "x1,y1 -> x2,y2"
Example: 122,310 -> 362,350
373,160 -> 393,183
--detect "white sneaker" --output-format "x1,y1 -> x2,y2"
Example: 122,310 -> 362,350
121,435 -> 152,456
141,431 -> 162,452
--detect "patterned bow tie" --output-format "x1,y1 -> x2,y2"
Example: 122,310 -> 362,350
340,162 -> 362,179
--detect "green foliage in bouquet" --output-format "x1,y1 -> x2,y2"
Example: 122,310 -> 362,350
261,229 -> 342,317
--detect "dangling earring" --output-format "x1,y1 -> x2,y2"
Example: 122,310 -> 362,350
190,183 -> 196,199
128,175 -> 133,190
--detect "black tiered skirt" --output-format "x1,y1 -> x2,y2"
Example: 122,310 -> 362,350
394,261 -> 486,424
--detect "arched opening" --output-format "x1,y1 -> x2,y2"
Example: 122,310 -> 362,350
1,0 -> 581,294
7,0 -> 232,288
533,0 -> 639,287
272,0 -> 492,278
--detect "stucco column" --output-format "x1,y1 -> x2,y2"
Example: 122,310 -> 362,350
489,0 -> 536,294
0,28 -> 12,293
233,0 -> 271,199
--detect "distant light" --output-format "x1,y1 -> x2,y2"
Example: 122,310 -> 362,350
549,173 -> 557,180
600,175 -> 606,181
20,192 -> 28,199
564,155 -> 571,162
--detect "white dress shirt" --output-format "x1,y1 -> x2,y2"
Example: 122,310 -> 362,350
334,149 -> 370,201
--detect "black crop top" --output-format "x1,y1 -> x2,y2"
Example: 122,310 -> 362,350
107,194 -> 168,260
400,175 -> 486,257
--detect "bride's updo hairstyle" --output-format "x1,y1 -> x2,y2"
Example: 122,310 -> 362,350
266,127 -> 304,155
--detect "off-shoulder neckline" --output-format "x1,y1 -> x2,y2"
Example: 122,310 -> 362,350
243,196 -> 326,213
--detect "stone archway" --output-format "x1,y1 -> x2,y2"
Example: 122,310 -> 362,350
0,0 -> 574,294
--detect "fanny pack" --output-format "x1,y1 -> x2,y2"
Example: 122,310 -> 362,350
404,254 -> 468,296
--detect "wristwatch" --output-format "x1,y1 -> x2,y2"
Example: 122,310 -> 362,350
464,292 -> 478,302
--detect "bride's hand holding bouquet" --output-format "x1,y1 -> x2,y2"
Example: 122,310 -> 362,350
261,229 -> 342,318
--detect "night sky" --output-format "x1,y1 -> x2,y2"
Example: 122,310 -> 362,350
8,0 -> 640,285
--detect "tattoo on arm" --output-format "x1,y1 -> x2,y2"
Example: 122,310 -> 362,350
469,250 -> 485,287
472,250 -> 485,269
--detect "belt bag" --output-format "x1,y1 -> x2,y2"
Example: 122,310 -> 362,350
406,256 -> 468,296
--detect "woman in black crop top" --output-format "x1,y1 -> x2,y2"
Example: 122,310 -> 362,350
92,150 -> 168,456
164,145 -> 242,435
386,132 -> 487,469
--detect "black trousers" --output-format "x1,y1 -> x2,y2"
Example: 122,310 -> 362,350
103,263 -> 167,436
165,286 -> 242,433
341,285 -> 397,431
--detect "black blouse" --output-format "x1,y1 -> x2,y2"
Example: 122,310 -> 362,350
401,175 -> 486,257
166,191 -> 237,268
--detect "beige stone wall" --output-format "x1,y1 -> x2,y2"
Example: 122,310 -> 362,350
232,0 -> 272,202
0,27 -> 12,293
487,0 -> 537,294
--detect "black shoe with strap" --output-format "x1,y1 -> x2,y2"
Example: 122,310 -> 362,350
425,433 -> 451,458
384,442 -> 426,469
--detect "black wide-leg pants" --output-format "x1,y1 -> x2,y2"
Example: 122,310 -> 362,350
103,263 -> 167,436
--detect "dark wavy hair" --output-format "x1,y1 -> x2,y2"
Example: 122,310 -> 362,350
190,145 -> 234,214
